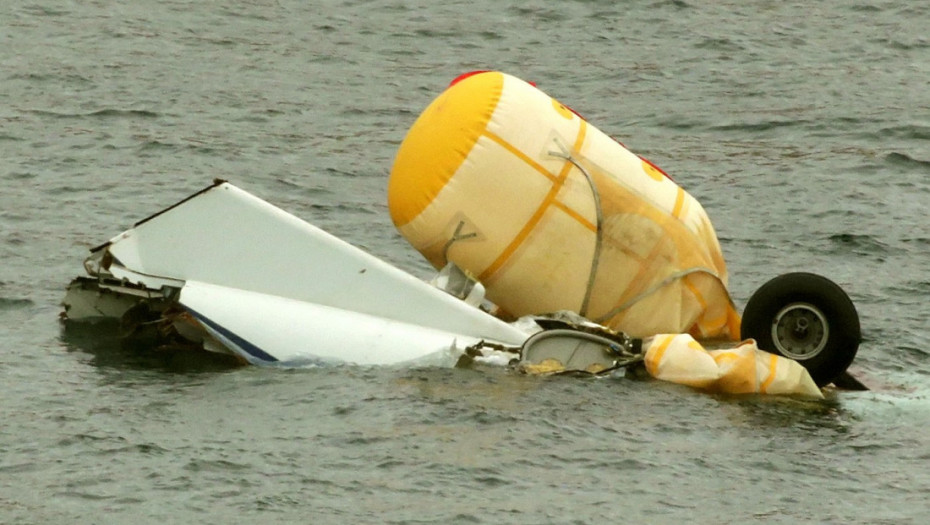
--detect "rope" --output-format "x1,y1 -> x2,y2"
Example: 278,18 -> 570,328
547,140 -> 603,318
592,266 -> 722,324
441,220 -> 478,265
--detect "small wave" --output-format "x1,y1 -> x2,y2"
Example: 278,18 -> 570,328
828,234 -> 900,256
56,433 -> 119,447
508,6 -> 563,21
183,458 -> 251,473
885,152 -> 930,171
307,201 -> 379,218
186,35 -> 241,47
136,139 -> 220,156
0,462 -> 35,474
413,27 -> 461,38
2,171 -> 35,181
27,108 -> 159,119
655,118 -> 709,131
887,278 -> 930,293
878,125 -> 930,141
874,37 -> 930,51
53,491 -> 110,501
272,178 -> 336,197
324,166 -> 365,178
709,119 -> 809,133
216,6 -> 272,22
902,238 -> 930,249
652,0 -> 693,8
343,433 -> 392,446
102,442 -> 171,456
472,469 -> 510,488
893,346 -> 930,375
10,72 -> 93,84
232,115 -> 269,124
695,37 -> 744,52
0,297 -> 34,310
137,140 -> 176,152
20,5 -> 70,16
254,494 -> 304,511
88,108 -> 159,119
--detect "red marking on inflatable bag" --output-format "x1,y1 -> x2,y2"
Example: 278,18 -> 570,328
449,70 -> 536,88
640,156 -> 675,182
448,72 -> 674,183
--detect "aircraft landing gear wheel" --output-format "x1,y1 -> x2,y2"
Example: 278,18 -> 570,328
741,272 -> 860,388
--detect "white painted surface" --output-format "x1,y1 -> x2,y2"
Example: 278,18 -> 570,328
100,183 -> 528,362
179,280 -> 492,366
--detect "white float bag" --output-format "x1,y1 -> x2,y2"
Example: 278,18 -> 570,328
644,334 -> 823,398
389,71 -> 740,339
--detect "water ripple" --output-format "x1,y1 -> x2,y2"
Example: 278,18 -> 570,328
885,152 -> 930,171
827,233 -> 900,256
0,297 -> 34,310
878,124 -> 930,140
25,108 -> 160,119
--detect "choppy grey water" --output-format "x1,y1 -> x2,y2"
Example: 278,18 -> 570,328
2,0 -> 929,523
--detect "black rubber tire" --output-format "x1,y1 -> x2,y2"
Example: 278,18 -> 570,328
741,272 -> 860,387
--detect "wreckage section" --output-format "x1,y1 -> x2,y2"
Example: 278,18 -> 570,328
61,180 -> 530,366
61,180 -> 847,397
62,265 -> 247,363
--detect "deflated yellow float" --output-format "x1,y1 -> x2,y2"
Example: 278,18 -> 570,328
389,71 -> 740,340
643,335 -> 823,398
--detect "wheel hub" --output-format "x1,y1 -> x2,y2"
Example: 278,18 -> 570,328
771,302 -> 828,360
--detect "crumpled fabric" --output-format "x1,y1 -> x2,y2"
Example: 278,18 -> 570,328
643,334 -> 823,398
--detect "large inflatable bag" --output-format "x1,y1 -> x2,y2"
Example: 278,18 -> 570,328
388,71 -> 740,340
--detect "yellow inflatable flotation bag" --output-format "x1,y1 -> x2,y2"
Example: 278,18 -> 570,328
389,71 -> 740,340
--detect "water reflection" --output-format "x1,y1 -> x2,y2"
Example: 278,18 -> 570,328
718,392 -> 852,437
59,319 -> 240,375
